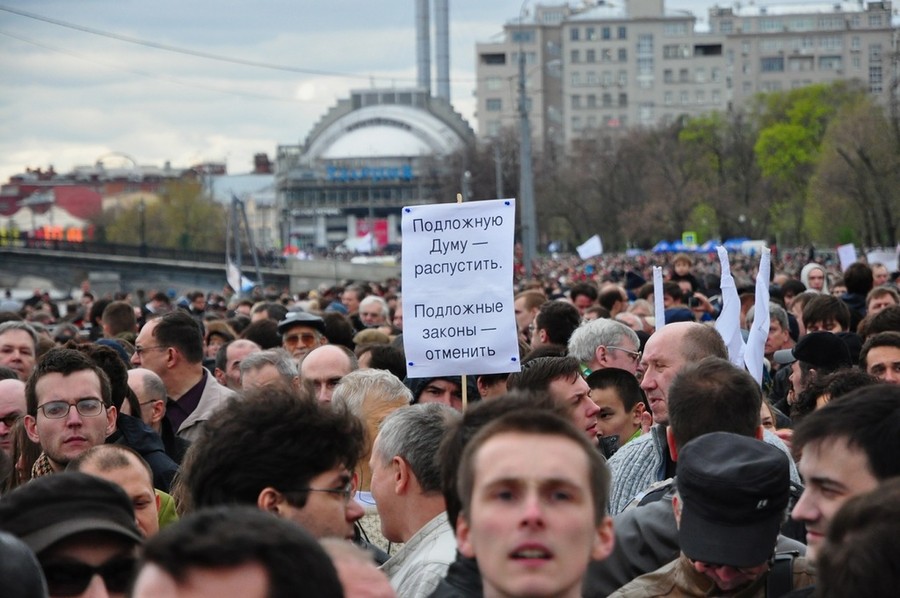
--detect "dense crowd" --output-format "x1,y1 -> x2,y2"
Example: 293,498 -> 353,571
0,248 -> 898,597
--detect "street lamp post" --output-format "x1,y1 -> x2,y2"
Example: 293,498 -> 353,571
138,198 -> 147,257
518,2 -> 537,277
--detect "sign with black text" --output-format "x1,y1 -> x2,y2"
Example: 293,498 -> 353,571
402,199 -> 520,378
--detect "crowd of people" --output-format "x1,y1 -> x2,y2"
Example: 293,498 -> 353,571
0,248 -> 898,597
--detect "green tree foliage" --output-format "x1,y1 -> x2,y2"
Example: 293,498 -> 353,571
100,181 -> 227,251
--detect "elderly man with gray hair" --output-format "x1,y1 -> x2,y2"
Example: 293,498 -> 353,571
239,349 -> 300,391
370,403 -> 460,598
568,318 -> 642,376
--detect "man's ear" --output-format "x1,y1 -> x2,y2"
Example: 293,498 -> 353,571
257,487 -> 282,514
150,400 -> 165,426
672,493 -> 682,525
755,424 -> 764,440
393,456 -> 410,495
594,345 -> 607,366
666,426 -> 679,462
214,368 -> 227,386
24,415 -> 40,444
456,513 -> 475,558
590,516 -> 615,561
105,406 -> 118,437
630,402 -> 645,427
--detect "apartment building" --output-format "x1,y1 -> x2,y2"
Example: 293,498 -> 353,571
474,1 -> 895,150
709,1 -> 894,104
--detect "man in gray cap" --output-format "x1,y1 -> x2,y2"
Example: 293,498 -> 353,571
277,311 -> 327,365
0,472 -> 143,598
610,432 -> 815,597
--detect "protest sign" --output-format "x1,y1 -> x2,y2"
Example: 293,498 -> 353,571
401,199 -> 520,378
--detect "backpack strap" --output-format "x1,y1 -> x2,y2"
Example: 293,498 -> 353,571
766,551 -> 798,598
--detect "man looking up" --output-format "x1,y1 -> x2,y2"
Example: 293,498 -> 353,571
24,348 -> 117,476
370,404 -> 460,597
455,409 -> 615,598
131,311 -> 233,442
0,321 -> 37,381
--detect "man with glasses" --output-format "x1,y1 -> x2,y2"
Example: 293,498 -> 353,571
0,472 -> 144,598
0,377 -> 26,456
183,385 -> 367,541
131,311 -> 233,442
277,311 -> 327,365
370,404 -> 460,597
568,318 -> 642,377
23,348 -> 117,476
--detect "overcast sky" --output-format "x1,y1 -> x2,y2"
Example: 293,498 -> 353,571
1,0 -> 724,181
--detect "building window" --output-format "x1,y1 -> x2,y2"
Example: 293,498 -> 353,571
587,94 -> 597,108
851,36 -> 860,50
570,27 -> 580,41
511,29 -> 535,43
679,68 -> 689,82
639,103 -> 654,126
719,20 -> 733,34
852,56 -> 861,69
601,71 -> 613,86
742,81 -> 752,94
602,49 -> 612,62
572,116 -> 582,130
618,48 -> 627,62
571,50 -> 580,64
618,26 -> 627,39
587,71 -> 598,85
695,67 -> 706,82
870,44 -> 882,63
870,66 -> 883,92
761,57 -> 785,72
741,41 -> 751,54
711,67 -> 722,82
818,56 -> 842,70
486,99 -> 502,111
618,93 -> 627,107
486,76 -> 502,91
602,93 -> 613,107
602,26 -> 611,40
571,95 -> 582,109
571,72 -> 582,86
586,49 -> 596,63
712,89 -> 721,103
664,69 -> 674,83
663,22 -> 687,35
664,91 -> 673,105
586,27 -> 596,41
486,120 -> 501,137
680,90 -> 689,105
868,14 -> 883,27
696,90 -> 705,104
618,70 -> 627,86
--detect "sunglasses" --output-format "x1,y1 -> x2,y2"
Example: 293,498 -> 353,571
41,556 -> 137,597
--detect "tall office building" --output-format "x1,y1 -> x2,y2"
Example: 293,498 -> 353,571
475,1 -> 895,151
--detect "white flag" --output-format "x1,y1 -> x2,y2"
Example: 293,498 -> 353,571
576,235 -> 603,260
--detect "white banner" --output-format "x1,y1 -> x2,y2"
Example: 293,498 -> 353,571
401,199 -> 520,378
577,234 -> 603,260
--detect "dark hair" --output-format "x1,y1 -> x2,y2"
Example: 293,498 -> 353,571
355,343 -> 407,380
439,392 -> 564,532
586,367 -> 646,411
816,478 -> 900,598
598,287 -> 625,312
860,331 -> 900,370
780,279 -> 807,300
0,366 -> 19,381
457,408 -> 610,524
250,302 -> 288,323
153,311 -> 204,363
25,348 -> 112,416
569,282 -> 598,303
506,355 -> 581,393
140,506 -> 343,596
793,384 -> 900,480
69,343 -> 139,413
662,281 -> 684,302
321,312 -> 355,349
184,387 -> 364,509
240,319 -> 281,350
101,301 -> 137,337
88,298 -> 111,326
792,369 -> 879,422
533,301 -> 581,346
668,357 -> 762,451
802,295 -> 851,332
843,262 -> 873,296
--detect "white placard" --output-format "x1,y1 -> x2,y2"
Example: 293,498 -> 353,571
866,249 -> 898,273
837,243 -> 858,271
401,199 -> 520,378
577,234 -> 603,260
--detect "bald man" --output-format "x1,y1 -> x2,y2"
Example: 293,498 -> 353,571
300,345 -> 358,404
0,378 -> 26,456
